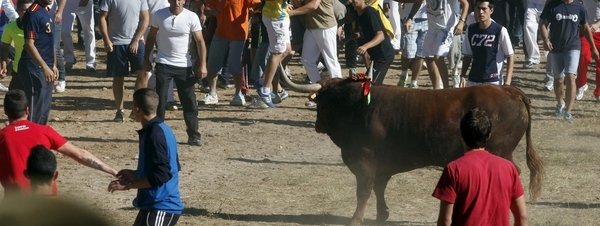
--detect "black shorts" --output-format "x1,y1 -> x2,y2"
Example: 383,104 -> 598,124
106,41 -> 144,77
133,210 -> 180,226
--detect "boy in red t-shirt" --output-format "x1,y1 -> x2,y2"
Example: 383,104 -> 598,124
0,89 -> 117,195
432,108 -> 528,226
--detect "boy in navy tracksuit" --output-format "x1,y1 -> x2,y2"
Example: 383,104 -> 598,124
109,88 -> 183,226
19,0 -> 56,125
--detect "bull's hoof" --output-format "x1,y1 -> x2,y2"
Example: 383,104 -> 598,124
348,218 -> 362,226
376,210 -> 390,223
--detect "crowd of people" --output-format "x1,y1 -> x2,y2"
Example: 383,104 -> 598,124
0,0 -> 598,224
0,0 -> 597,124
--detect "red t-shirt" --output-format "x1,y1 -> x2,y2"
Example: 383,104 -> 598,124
0,120 -> 67,193
432,150 -> 524,226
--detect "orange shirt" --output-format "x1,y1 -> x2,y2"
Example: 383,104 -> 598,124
207,0 -> 261,41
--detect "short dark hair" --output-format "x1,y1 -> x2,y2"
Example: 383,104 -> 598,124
17,0 -> 34,9
133,88 -> 159,115
4,90 -> 28,120
476,0 -> 495,9
460,108 -> 492,148
26,145 -> 57,184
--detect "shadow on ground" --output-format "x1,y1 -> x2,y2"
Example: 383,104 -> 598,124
227,157 -> 344,166
534,202 -> 600,209
181,207 -> 433,226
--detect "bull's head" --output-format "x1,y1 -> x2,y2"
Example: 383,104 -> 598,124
313,78 -> 367,134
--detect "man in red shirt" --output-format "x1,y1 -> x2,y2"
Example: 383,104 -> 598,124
432,108 -> 528,226
0,89 -> 118,195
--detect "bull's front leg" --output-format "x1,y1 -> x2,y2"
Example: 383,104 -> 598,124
374,174 -> 392,223
351,171 -> 374,226
343,148 -> 376,226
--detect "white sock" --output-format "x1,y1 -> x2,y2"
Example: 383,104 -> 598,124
400,70 -> 408,78
261,87 -> 272,94
411,80 -> 417,86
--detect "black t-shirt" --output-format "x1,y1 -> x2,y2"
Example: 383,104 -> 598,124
466,22 -> 503,83
541,0 -> 586,52
356,6 -> 394,59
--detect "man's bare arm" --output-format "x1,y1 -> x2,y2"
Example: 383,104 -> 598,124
24,39 -> 56,82
193,30 -> 208,78
288,0 -> 321,16
505,54 -> 514,85
55,0 -> 68,24
510,195 -> 528,226
437,200 -> 453,226
56,142 -> 118,176
129,9 -> 150,54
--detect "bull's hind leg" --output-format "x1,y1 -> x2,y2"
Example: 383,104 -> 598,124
374,174 -> 392,223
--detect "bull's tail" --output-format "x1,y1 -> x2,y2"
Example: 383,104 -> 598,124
522,93 -> 544,201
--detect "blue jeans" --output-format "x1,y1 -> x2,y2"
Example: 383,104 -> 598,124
250,42 -> 269,88
548,50 -> 580,79
53,21 -> 66,81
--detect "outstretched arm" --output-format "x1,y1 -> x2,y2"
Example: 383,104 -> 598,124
56,142 -> 118,176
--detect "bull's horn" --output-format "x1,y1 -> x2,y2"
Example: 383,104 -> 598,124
278,63 -> 321,93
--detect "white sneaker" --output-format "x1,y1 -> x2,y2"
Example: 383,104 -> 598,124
452,74 -> 461,88
0,83 -> 9,92
229,94 -> 246,106
409,80 -> 419,88
201,94 -> 219,105
555,103 -> 566,117
55,80 -> 66,93
576,84 -> 588,100
544,79 -> 554,91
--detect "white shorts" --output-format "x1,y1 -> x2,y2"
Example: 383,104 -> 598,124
262,16 -> 291,54
422,28 -> 454,57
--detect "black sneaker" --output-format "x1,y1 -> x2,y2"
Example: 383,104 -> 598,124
86,66 -> 96,73
114,110 -> 125,122
187,137 -> 201,146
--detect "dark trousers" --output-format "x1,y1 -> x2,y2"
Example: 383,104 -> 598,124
155,63 -> 200,140
344,24 -> 358,69
18,63 -> 53,125
9,68 -> 24,91
372,53 -> 395,85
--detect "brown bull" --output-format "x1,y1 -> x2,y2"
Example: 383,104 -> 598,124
313,78 -> 544,225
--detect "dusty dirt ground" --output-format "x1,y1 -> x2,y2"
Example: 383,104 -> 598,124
1,42 -> 599,226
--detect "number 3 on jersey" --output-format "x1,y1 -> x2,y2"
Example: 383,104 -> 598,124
45,22 -> 52,33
